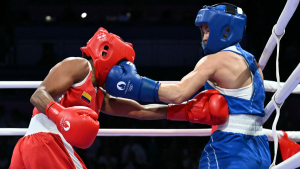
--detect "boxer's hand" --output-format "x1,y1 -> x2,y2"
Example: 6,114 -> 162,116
106,61 -> 161,102
45,101 -> 100,149
167,89 -> 228,125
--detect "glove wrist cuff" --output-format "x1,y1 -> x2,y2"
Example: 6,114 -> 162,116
139,77 -> 161,102
45,101 -> 64,122
154,82 -> 161,102
167,104 -> 187,121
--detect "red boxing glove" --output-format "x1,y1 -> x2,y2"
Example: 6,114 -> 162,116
45,101 -> 100,149
167,89 -> 229,125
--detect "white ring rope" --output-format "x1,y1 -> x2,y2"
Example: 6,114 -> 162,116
263,64 -> 300,124
2,80 -> 300,94
260,1 -> 300,168
270,23 -> 285,168
263,80 -> 300,94
258,0 -> 299,70
0,128 -> 299,141
272,152 -> 300,169
0,81 -> 43,88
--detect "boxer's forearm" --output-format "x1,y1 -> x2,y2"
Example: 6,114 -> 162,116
139,104 -> 168,120
158,84 -> 187,104
101,95 -> 167,120
158,60 -> 210,104
30,86 -> 54,113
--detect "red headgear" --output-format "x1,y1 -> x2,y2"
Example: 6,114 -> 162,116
81,28 -> 135,86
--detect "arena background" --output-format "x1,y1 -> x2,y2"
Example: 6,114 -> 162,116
0,0 -> 300,168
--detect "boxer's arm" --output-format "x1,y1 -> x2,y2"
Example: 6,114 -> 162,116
255,59 -> 264,81
30,57 -> 90,113
100,90 -> 168,120
159,54 -> 218,104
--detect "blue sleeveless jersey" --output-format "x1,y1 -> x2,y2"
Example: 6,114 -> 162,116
200,44 -> 271,169
204,44 -> 266,117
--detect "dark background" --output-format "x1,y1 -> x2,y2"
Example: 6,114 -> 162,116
0,0 -> 300,168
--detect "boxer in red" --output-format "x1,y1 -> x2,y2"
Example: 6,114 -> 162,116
9,28 -> 228,169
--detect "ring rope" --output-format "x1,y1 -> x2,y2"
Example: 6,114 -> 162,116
270,23 -> 285,168
259,0 -> 299,70
272,152 -> 300,169
2,80 -> 300,94
263,63 -> 300,124
0,128 -> 299,141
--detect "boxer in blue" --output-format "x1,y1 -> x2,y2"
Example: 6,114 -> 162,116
105,3 -> 271,169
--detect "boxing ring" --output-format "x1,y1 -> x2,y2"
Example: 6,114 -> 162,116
1,0 -> 300,168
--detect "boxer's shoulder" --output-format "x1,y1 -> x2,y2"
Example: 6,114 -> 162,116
47,57 -> 91,86
207,51 -> 237,61
207,50 -> 246,69
60,57 -> 89,67
54,57 -> 90,76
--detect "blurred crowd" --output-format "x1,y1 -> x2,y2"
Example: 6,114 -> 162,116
0,0 -> 299,80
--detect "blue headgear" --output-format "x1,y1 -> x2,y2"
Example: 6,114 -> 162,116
195,3 -> 247,55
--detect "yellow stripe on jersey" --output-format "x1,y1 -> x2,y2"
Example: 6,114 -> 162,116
81,91 -> 92,103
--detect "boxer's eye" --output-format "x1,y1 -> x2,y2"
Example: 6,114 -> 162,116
104,45 -> 109,51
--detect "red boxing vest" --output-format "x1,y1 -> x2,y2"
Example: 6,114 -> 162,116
33,69 -> 104,117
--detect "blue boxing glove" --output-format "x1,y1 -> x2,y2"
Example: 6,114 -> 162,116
106,61 -> 160,102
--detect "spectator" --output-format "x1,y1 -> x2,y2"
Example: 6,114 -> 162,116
0,148 -> 9,169
8,108 -> 28,128
0,105 -> 9,128
121,137 -> 147,167
0,26 -> 10,64
98,147 -> 118,169
122,150 -> 143,169
182,138 -> 200,169
38,43 -> 59,69
161,139 -> 183,169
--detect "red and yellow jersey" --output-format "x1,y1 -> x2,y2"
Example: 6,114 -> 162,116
33,61 -> 104,117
